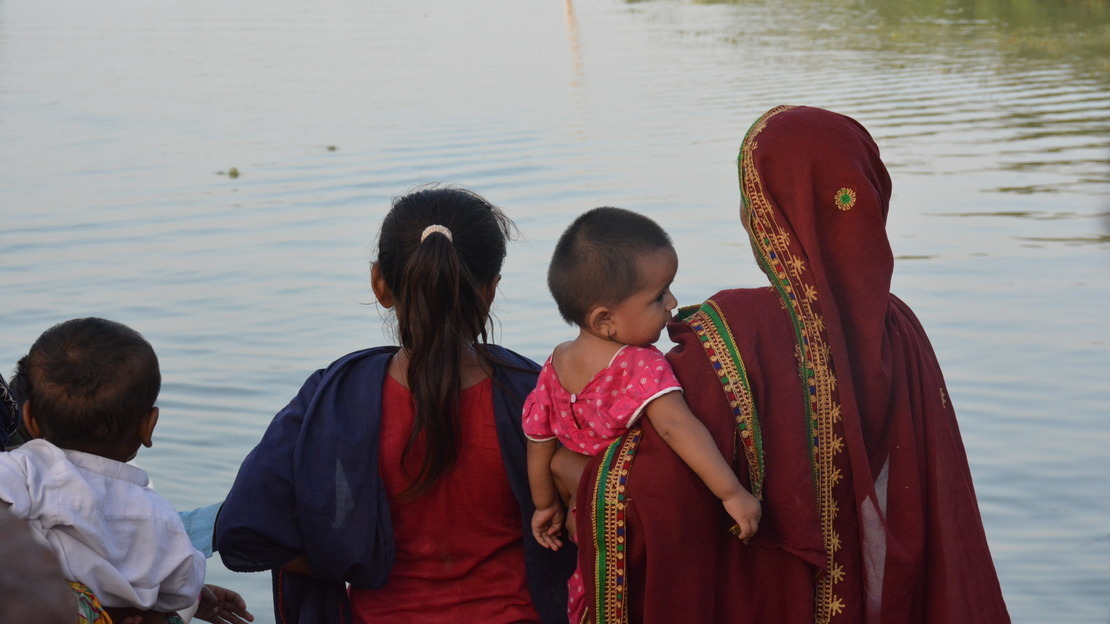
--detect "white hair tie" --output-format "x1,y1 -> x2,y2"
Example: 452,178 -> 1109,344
420,224 -> 453,243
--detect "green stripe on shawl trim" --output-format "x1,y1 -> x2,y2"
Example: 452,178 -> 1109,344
699,299 -> 765,498
591,431 -> 640,624
592,437 -> 623,624
737,105 -> 847,623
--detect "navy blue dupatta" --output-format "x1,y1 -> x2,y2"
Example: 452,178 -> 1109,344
216,345 -> 573,624
1,374 -> 20,449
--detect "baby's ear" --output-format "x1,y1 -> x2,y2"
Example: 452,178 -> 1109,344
138,407 -> 159,448
587,306 -> 612,334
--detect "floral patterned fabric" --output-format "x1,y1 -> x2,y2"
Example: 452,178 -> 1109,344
522,345 -> 681,456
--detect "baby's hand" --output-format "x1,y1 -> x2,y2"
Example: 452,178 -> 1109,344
194,584 -> 255,624
531,505 -> 566,551
723,490 -> 762,541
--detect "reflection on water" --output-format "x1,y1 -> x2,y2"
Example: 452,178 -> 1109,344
705,0 -> 1110,68
700,0 -> 1110,205
944,210 -> 1110,220
1,0 -> 1107,622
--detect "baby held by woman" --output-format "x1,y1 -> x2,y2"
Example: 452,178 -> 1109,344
524,207 -> 761,622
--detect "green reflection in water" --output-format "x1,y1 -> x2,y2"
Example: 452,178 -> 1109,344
692,0 -> 1110,77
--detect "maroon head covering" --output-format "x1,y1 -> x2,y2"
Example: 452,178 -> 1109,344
577,106 -> 1009,624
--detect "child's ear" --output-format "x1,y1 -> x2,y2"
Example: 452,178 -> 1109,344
21,402 -> 42,439
480,275 -> 501,307
587,306 -> 613,337
370,262 -> 395,309
138,407 -> 159,449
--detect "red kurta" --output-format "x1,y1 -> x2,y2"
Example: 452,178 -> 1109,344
350,376 -> 539,624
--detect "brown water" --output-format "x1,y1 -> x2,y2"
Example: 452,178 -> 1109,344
1,0 -> 1107,621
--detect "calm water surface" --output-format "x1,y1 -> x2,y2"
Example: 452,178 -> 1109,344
1,0 -> 1107,621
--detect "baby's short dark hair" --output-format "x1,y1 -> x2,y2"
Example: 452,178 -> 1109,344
22,318 -> 160,453
548,207 -> 673,326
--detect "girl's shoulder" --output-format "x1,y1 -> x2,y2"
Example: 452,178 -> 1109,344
282,347 -> 402,409
315,344 -> 540,377
322,345 -> 402,373
485,345 -> 542,400
484,344 -> 541,374
300,344 -> 540,405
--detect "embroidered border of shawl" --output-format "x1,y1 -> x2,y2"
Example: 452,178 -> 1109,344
676,300 -> 765,499
739,104 -> 847,621
590,429 -> 641,624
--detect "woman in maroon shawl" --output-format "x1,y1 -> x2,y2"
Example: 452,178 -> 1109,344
573,106 -> 1010,623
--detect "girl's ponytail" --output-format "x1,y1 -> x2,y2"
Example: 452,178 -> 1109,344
375,188 -> 511,496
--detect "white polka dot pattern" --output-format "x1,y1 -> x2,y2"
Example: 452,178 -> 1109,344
521,345 -> 682,455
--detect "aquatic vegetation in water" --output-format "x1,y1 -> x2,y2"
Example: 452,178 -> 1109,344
695,0 -> 1110,77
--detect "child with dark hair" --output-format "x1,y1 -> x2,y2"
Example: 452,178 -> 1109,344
0,318 -> 251,624
217,187 -> 575,624
524,207 -> 762,622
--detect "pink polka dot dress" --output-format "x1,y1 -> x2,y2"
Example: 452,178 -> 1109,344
522,345 -> 682,456
523,344 -> 681,623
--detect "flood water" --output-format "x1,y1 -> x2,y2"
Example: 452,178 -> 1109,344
1,0 -> 1107,621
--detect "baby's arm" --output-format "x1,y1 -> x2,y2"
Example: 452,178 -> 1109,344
527,438 -> 565,550
645,392 -> 762,539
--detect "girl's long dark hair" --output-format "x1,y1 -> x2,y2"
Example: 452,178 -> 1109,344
375,187 -> 513,496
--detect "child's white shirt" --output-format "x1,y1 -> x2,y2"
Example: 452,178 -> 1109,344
0,438 -> 205,611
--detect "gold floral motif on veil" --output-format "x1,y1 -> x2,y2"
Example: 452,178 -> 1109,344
738,104 -> 846,624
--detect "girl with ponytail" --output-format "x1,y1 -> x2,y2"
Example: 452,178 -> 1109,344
217,187 -> 575,624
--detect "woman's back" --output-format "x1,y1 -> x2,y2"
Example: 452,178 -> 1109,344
575,106 -> 1009,623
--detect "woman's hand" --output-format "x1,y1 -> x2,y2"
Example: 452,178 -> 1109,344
194,584 -> 255,624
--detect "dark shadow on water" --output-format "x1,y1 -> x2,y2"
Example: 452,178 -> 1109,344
1016,235 -> 1110,245
938,210 -> 1110,221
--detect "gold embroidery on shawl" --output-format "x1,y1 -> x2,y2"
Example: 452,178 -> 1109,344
677,301 -> 764,499
739,104 -> 845,623
835,187 -> 857,211
591,431 -> 641,624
